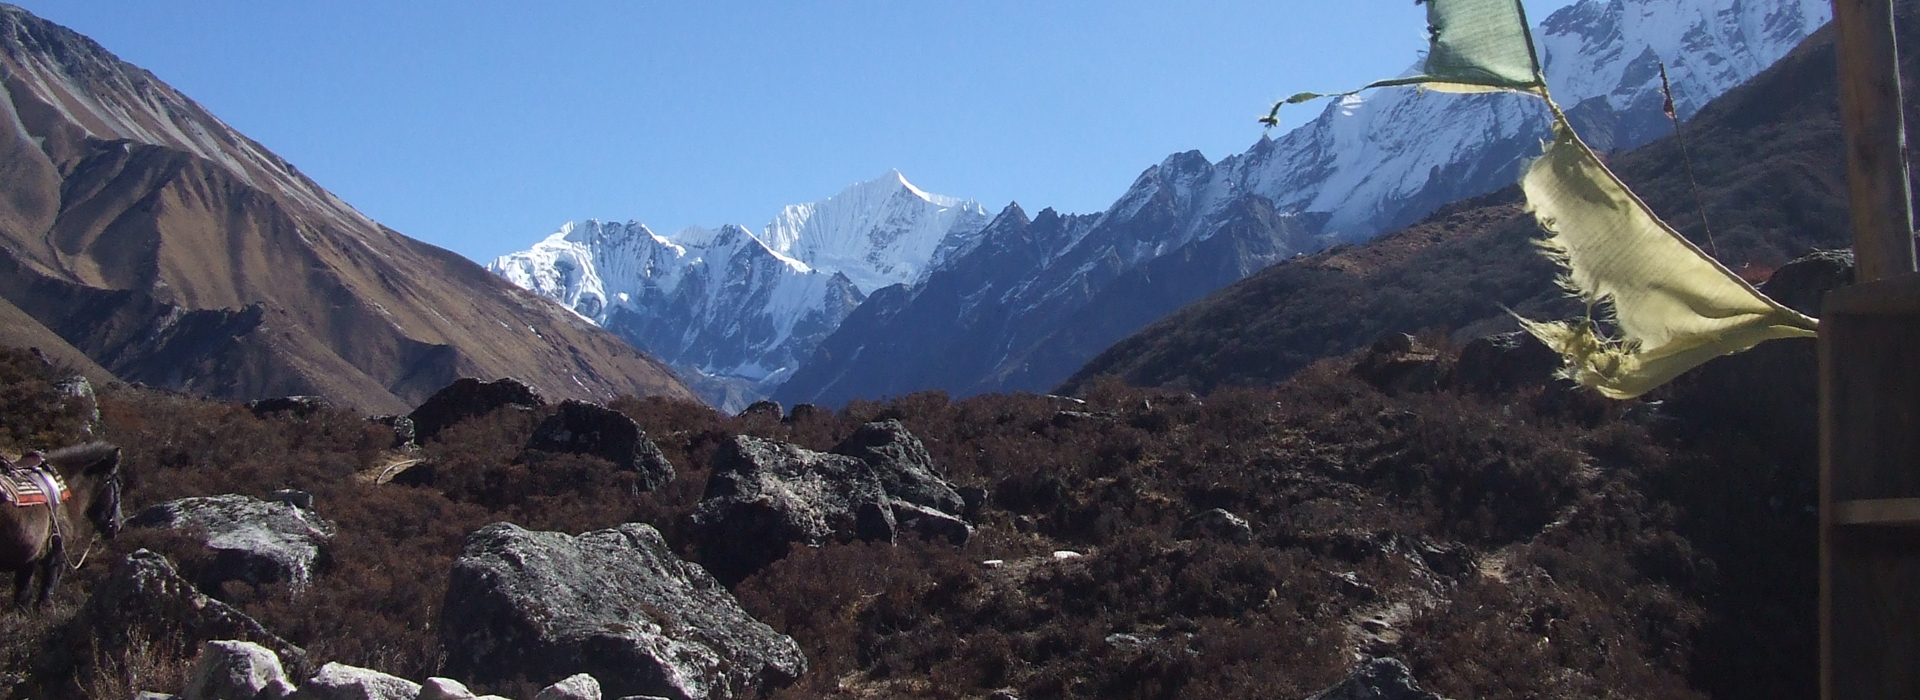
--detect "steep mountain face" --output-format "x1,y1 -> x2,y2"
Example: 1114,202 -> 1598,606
0,4 -> 698,413
491,172 -> 987,412
772,0 -> 1829,407
1063,7 -> 1871,396
777,162 -> 1315,405
1240,0 -> 1831,242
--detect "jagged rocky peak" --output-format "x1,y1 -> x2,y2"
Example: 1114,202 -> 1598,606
1538,0 -> 1831,147
761,169 -> 991,292
490,171 -> 985,412
1210,0 -> 1833,243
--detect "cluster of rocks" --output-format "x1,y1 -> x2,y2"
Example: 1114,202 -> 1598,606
110,381 -> 997,699
114,516 -> 806,700
142,639 -> 623,700
383,378 -> 675,494
689,419 -> 975,583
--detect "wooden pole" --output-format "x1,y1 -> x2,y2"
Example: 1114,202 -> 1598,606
1825,2 -> 1920,699
1833,0 -> 1919,281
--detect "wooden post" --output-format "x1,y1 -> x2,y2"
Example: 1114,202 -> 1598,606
1824,1 -> 1920,698
1833,0 -> 1918,280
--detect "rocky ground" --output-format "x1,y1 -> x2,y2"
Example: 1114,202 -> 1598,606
0,241 -> 1832,699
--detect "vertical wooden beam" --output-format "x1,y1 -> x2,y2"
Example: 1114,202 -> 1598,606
1833,0 -> 1919,281
1828,4 -> 1920,699
1822,277 -> 1920,700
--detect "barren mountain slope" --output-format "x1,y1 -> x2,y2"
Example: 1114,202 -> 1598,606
0,4 -> 696,412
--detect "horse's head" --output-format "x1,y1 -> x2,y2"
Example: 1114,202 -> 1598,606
47,442 -> 123,539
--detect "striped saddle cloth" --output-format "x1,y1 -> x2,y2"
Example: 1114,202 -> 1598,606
0,455 -> 70,508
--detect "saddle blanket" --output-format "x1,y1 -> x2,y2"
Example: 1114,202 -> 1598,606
0,467 -> 70,508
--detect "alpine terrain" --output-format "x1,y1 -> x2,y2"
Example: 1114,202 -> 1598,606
0,3 -> 698,413
491,171 -> 988,411
772,0 -> 1831,406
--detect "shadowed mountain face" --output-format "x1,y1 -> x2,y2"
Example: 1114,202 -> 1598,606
0,4 -> 697,412
1062,8 -> 1900,396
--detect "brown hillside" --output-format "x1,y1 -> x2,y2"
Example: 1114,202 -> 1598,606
0,4 -> 697,412
1061,9 -> 1881,396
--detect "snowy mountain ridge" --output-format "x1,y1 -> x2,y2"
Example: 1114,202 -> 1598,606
489,172 -> 987,411
1206,0 -> 1832,244
773,0 -> 1834,406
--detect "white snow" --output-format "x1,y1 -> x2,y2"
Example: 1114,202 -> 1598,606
1187,0 -> 1830,243
489,172 -> 989,392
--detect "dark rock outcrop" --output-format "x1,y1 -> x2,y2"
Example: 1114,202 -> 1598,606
890,501 -> 973,545
128,494 -> 335,590
737,400 -> 782,421
1449,331 -> 1560,394
246,396 -> 332,420
83,550 -> 305,673
830,420 -> 965,515
1178,508 -> 1254,544
1760,248 -> 1853,316
408,378 -> 545,443
783,403 -> 825,423
369,415 -> 417,449
522,400 -> 675,492
690,435 -> 897,583
440,522 -> 807,700
1304,658 -> 1448,700
1351,334 -> 1442,395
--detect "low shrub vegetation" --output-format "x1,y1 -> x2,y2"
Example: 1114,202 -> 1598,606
0,344 -> 1813,699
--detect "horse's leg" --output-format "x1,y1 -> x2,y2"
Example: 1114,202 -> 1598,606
33,535 -> 61,607
11,567 -> 31,608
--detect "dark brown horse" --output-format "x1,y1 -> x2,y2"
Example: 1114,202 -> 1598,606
0,442 -> 122,607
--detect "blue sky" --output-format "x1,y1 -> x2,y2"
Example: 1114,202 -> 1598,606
14,1 -> 1576,263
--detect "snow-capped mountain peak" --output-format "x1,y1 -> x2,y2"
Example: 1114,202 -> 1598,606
761,170 -> 990,293
490,172 -> 987,411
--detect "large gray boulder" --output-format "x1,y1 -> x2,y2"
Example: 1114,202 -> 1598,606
1304,658 -> 1448,700
83,550 -> 306,674
181,640 -> 289,700
291,663 -> 420,700
830,420 -> 965,516
522,400 -> 675,492
54,374 -> 99,439
439,522 -> 807,700
408,378 -> 545,443
128,494 -> 336,591
890,501 -> 973,546
690,435 -> 896,583
533,674 -> 601,700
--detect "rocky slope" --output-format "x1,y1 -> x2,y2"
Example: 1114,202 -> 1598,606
1062,4 -> 1877,396
0,3 -> 697,413
490,172 -> 987,412
774,0 -> 1830,406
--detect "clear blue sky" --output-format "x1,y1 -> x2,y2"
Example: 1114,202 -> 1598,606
14,1 -> 1576,263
